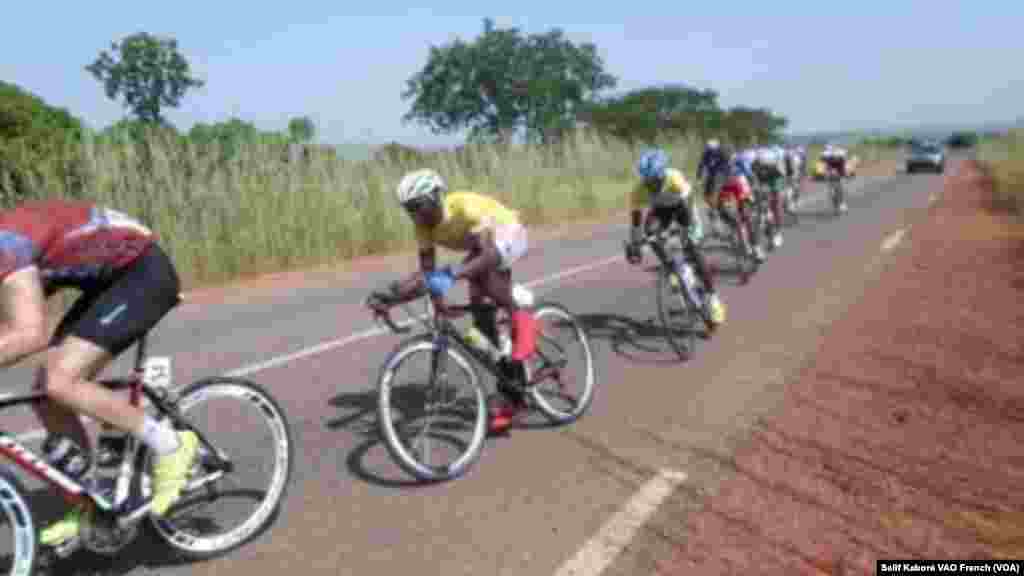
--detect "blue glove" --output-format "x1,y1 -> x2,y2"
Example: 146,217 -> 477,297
424,267 -> 455,297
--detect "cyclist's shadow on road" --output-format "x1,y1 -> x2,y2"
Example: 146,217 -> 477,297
576,311 -> 693,366
325,386 -> 485,491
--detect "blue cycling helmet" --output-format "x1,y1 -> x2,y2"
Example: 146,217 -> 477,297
636,149 -> 668,181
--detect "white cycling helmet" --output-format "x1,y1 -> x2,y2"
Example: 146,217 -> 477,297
707,138 -> 720,149
396,169 -> 446,207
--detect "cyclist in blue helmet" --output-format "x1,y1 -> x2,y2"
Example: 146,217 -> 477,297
625,149 -> 726,328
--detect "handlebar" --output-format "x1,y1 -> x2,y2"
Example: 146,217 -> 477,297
638,226 -> 684,246
365,290 -> 477,336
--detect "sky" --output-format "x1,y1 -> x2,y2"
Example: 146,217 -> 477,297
2,1 -> 1021,149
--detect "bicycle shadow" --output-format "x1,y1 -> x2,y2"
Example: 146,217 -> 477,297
21,484 -> 193,576
575,312 -> 690,365
325,370 -> 595,489
324,387 -> 428,490
699,243 -> 755,287
326,384 -> 513,490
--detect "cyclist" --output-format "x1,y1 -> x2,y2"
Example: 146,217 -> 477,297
751,145 -> 786,248
624,149 -> 726,329
0,199 -> 199,547
820,143 -> 849,212
715,149 -> 765,263
696,138 -> 730,236
369,169 -> 537,434
784,145 -> 804,204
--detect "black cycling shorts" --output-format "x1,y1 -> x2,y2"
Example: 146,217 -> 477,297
648,203 -> 693,234
51,243 -> 181,356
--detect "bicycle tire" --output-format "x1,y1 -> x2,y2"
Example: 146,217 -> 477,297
377,336 -> 488,482
655,265 -> 700,360
729,224 -> 759,281
0,466 -> 36,576
144,377 -> 294,560
523,302 -> 596,425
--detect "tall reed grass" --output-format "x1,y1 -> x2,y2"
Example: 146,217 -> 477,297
977,129 -> 1024,218
25,128 -> 701,289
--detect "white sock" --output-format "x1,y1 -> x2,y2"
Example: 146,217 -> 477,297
135,415 -> 181,456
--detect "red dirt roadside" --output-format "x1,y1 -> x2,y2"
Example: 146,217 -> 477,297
657,160 -> 1024,574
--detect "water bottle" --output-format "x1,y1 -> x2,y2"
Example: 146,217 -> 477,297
512,284 -> 534,308
42,434 -> 91,481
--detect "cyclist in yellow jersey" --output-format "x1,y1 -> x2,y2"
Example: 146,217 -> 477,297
624,149 -> 726,328
369,169 -> 536,433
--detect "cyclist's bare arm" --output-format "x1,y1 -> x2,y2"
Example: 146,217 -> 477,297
0,266 -> 49,368
385,246 -> 434,303
452,228 -> 499,280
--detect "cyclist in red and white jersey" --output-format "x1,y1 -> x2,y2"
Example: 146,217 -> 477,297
0,199 -> 199,546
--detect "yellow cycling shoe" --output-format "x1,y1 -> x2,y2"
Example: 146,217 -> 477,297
150,430 -> 199,517
707,293 -> 727,325
40,503 -> 91,547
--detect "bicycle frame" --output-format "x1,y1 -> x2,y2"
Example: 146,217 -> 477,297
640,227 -> 705,308
0,331 -> 230,523
372,294 -> 563,386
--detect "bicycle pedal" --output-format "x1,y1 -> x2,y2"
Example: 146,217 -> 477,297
51,535 -> 83,559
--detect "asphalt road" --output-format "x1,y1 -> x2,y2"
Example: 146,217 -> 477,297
0,164 -> 948,575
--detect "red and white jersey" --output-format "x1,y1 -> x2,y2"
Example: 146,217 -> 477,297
0,199 -> 155,289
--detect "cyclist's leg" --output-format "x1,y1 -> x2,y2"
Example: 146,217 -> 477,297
479,224 -> 531,429
465,251 -> 501,349
32,292 -> 98,452
769,174 -> 784,244
673,203 -> 724,321
473,223 -> 534,363
44,244 -> 195,517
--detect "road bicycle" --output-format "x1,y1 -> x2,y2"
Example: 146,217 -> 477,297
826,165 -> 847,216
0,296 -> 293,575
712,198 -> 761,283
365,281 -> 595,483
628,226 -> 716,360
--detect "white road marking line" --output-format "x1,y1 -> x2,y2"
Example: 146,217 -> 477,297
881,229 -> 907,253
14,254 -> 624,442
553,468 -> 687,576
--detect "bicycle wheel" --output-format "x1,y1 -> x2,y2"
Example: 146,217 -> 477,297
783,184 -> 800,226
0,467 -> 36,576
728,222 -> 759,281
655,263 -> 700,360
523,302 -> 596,425
144,377 -> 293,560
377,335 -> 488,482
831,180 -> 844,215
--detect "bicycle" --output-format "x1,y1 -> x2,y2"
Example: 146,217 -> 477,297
365,282 -> 595,483
826,164 -> 846,216
749,178 -> 776,253
627,225 -> 715,360
713,197 -> 760,283
0,296 -> 293,575
782,175 -> 801,226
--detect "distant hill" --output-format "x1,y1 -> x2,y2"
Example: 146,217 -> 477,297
788,119 -> 1019,145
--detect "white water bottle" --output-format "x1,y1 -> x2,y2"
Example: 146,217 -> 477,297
512,284 -> 534,308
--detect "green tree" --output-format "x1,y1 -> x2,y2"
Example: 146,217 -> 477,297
86,32 -> 204,124
288,116 -> 316,142
0,81 -> 87,202
402,18 -> 616,144
580,84 -> 721,144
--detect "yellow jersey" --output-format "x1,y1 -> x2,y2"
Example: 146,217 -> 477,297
415,191 -> 521,252
629,168 -> 693,210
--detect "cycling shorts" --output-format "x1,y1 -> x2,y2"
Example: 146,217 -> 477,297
51,243 -> 181,356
